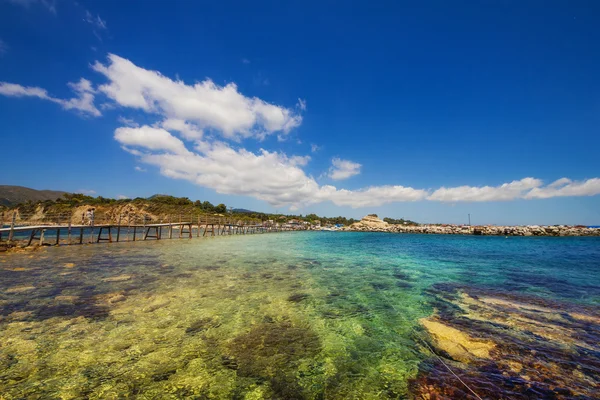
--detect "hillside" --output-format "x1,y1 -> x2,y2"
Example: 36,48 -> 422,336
0,185 -> 68,207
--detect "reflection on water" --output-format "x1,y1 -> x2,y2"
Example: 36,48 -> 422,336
0,232 -> 599,399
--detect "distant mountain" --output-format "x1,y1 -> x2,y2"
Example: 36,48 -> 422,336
0,185 -> 68,207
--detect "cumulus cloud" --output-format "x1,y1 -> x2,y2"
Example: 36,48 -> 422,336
310,144 -> 321,153
428,178 -> 543,202
328,158 -> 362,180
114,125 -> 429,208
114,126 -> 189,155
525,178 -> 600,199
3,52 -> 599,209
92,54 -> 302,140
0,78 -> 100,116
161,118 -> 203,140
317,185 -> 428,207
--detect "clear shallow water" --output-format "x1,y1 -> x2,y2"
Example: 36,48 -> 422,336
0,232 -> 599,399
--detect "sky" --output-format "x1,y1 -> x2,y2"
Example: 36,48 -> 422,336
0,0 -> 599,225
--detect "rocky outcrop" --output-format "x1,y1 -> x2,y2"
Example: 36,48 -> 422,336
344,216 -> 600,236
348,214 -> 389,230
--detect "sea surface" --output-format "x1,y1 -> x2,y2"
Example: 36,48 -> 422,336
1,232 -> 599,399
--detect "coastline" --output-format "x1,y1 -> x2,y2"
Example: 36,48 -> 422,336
340,215 -> 600,236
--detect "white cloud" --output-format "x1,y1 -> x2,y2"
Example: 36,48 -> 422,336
114,125 -> 428,208
310,144 -> 321,153
84,10 -> 107,30
297,98 -> 307,111
327,158 -> 362,180
114,126 -> 189,155
118,116 -> 139,127
3,52 -> 599,209
0,82 -> 50,98
317,185 -> 428,207
427,178 -> 542,202
92,54 -> 302,140
525,178 -> 600,199
117,194 -> 129,200
0,78 -> 100,116
161,118 -> 203,140
62,78 -> 100,116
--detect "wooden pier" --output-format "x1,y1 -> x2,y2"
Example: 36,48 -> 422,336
0,213 -> 291,248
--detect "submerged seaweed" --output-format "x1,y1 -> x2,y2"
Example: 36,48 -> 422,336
0,233 -> 598,399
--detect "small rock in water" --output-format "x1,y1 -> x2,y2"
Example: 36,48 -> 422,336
55,295 -> 79,302
5,286 -> 36,293
102,274 -> 133,282
63,263 -> 76,268
108,294 -> 126,304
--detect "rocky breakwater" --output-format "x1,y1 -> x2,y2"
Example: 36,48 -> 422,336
344,215 -> 600,237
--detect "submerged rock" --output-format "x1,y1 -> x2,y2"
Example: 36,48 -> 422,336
5,285 -> 36,294
102,274 -> 133,282
420,318 -> 495,362
411,284 -> 600,399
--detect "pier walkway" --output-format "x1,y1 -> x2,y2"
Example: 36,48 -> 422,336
0,213 -> 292,247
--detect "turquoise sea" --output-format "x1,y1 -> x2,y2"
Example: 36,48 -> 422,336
1,232 -> 599,399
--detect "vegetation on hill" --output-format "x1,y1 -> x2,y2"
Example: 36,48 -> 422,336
0,189 -> 418,227
383,217 -> 419,226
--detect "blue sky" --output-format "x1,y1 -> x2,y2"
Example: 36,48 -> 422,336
1,0 -> 599,225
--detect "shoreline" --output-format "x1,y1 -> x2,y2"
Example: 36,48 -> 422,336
340,215 -> 600,237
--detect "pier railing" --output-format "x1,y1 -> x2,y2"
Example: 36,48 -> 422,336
0,211 -> 292,247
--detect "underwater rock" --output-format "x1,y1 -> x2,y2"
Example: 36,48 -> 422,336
107,294 -> 126,304
420,318 -> 495,362
412,284 -> 600,399
102,274 -> 133,282
5,285 -> 36,294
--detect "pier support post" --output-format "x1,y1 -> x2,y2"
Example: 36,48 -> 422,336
8,212 -> 16,243
116,214 -> 122,242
